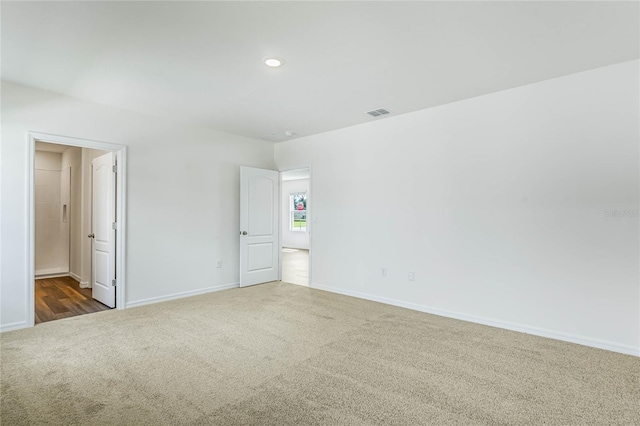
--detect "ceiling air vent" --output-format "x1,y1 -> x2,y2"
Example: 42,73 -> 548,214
366,108 -> 390,117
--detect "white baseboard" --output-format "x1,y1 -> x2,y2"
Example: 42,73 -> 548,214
35,267 -> 68,277
70,272 -> 90,288
126,282 -> 240,309
284,281 -> 310,287
1,321 -> 28,333
35,273 -> 69,279
311,283 -> 639,357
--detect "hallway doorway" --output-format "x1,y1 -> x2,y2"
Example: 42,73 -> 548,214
281,248 -> 309,286
280,168 -> 311,287
33,141 -> 114,322
27,132 -> 127,328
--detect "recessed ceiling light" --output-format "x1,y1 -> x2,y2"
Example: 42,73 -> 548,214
264,57 -> 284,67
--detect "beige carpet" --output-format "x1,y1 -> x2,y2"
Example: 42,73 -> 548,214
1,282 -> 638,425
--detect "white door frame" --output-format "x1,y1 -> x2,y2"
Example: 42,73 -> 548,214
278,165 -> 313,287
27,132 -> 127,327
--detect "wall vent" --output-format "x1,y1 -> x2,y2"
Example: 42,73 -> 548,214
366,108 -> 390,117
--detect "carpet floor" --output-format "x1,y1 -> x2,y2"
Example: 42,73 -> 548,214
1,282 -> 638,425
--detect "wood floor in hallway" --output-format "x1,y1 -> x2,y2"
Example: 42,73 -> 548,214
282,248 -> 309,286
35,276 -> 111,324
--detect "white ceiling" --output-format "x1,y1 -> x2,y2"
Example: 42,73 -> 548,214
3,2 -> 638,142
35,142 -> 68,153
282,168 -> 310,181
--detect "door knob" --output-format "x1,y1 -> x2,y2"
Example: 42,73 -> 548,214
88,233 -> 95,238
241,231 -> 248,235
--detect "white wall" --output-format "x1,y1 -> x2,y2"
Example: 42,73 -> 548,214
34,151 -> 69,276
61,146 -> 82,280
275,60 -> 640,355
35,151 -> 62,170
1,81 -> 274,330
282,178 -> 310,250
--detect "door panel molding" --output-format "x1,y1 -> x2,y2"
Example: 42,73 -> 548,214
240,166 -> 280,287
91,152 -> 116,307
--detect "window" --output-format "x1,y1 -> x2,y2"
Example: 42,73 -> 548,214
290,192 -> 307,232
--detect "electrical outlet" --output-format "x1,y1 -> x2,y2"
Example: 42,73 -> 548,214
408,271 -> 415,281
216,259 -> 222,268
380,267 -> 387,277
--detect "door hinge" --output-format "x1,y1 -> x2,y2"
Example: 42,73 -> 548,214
112,165 -> 117,173
112,222 -> 117,230
112,279 -> 117,287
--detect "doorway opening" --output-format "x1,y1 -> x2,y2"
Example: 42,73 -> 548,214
280,168 -> 310,286
28,133 -> 127,327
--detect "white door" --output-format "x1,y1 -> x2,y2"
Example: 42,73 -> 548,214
91,152 -> 116,307
240,166 -> 280,287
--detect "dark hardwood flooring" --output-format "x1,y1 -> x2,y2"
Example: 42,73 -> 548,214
35,276 -> 112,324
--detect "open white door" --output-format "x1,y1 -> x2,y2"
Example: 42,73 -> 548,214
240,166 -> 280,287
91,152 -> 116,307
